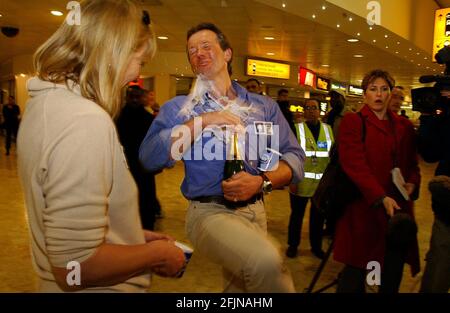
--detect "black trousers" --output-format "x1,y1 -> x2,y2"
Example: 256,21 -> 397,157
420,218 -> 450,293
4,123 -> 18,153
131,167 -> 160,231
287,193 -> 324,251
336,261 -> 406,293
336,265 -> 367,293
336,214 -> 415,293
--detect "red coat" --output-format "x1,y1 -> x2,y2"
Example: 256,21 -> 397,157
333,105 -> 421,275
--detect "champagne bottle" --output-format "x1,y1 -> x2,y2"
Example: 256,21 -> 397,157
224,132 -> 245,180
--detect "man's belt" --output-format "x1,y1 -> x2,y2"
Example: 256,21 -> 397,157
191,193 -> 263,209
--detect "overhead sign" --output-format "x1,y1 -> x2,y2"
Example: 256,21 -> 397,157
246,58 -> 290,79
316,76 -> 330,91
433,8 -> 450,61
290,105 -> 304,113
348,85 -> 363,96
331,82 -> 347,93
298,67 -> 316,88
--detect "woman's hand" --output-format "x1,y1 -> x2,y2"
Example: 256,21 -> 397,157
143,230 -> 174,243
382,196 -> 401,217
404,183 -> 415,196
146,240 -> 186,277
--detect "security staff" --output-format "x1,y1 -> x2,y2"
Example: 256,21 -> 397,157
286,98 -> 334,259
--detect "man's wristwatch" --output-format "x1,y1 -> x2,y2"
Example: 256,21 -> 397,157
260,173 -> 273,194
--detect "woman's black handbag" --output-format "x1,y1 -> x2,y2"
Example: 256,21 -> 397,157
312,112 -> 366,226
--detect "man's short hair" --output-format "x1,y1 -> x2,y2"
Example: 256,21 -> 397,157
126,85 -> 145,104
186,22 -> 233,75
329,89 -> 346,100
246,78 -> 260,86
278,89 -> 289,96
304,98 -> 320,107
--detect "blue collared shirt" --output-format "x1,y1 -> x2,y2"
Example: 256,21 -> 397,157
139,81 -> 305,199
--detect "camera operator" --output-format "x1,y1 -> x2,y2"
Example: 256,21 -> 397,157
417,90 -> 450,293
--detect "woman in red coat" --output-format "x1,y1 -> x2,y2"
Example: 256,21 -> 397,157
334,69 -> 421,292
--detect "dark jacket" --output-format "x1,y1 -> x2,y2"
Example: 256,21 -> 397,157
418,112 -> 450,177
277,100 -> 296,135
417,103 -> 450,229
2,104 -> 20,127
116,103 -> 154,173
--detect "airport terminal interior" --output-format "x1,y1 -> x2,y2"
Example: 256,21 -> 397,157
0,0 -> 449,293
0,138 -> 439,292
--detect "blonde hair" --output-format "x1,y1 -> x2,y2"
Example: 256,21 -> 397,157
34,0 -> 155,118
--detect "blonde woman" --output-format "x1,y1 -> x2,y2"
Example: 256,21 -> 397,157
17,0 -> 185,292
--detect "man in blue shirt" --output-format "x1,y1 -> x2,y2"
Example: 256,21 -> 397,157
139,22 -> 304,292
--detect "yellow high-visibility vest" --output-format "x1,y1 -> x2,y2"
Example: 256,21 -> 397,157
294,122 -> 334,197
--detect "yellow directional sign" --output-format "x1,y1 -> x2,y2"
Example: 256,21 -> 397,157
433,8 -> 450,61
246,58 -> 290,80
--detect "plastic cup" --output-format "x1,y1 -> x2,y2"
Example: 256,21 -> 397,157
174,241 -> 193,278
258,148 -> 283,172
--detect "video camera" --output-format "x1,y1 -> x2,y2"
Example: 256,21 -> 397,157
412,46 -> 450,113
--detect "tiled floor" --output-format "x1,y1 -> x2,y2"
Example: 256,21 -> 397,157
0,136 -> 439,293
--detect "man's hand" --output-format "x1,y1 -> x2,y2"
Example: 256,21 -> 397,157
289,184 -> 298,194
382,196 -> 401,217
404,183 -> 416,196
170,110 -> 242,161
222,172 -> 263,202
202,111 -> 242,129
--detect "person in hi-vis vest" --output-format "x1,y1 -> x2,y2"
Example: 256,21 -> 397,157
286,99 -> 334,259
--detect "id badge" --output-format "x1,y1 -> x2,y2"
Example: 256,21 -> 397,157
254,122 -> 267,135
254,121 -> 274,135
317,141 -> 327,149
258,148 -> 282,172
